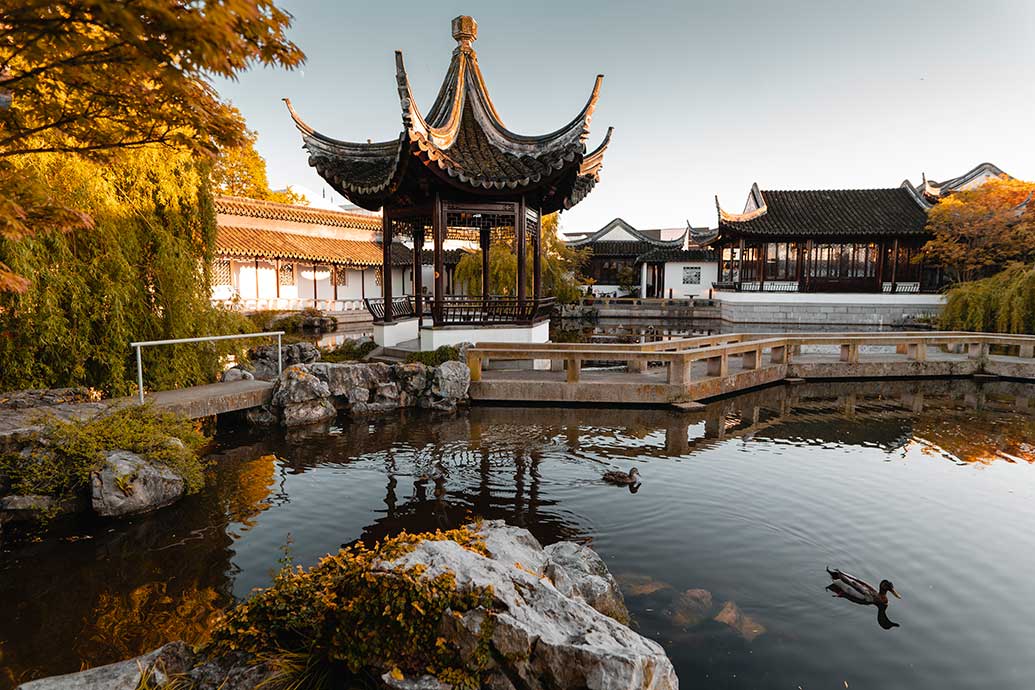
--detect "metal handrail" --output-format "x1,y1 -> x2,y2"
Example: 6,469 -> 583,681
130,331 -> 285,404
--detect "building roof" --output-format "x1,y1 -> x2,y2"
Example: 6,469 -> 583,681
214,195 -> 381,230
637,247 -> 718,263
714,186 -> 929,240
216,226 -> 385,267
917,162 -> 1011,201
565,218 -> 687,248
285,16 -> 611,214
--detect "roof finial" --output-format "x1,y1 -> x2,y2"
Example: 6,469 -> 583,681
451,16 -> 477,50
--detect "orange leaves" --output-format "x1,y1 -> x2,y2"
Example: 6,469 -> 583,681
923,177 -> 1035,282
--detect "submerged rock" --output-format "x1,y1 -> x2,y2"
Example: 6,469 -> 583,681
0,494 -> 86,523
91,450 -> 185,518
713,600 -> 766,641
617,574 -> 674,598
671,588 -> 713,627
15,641 -> 194,690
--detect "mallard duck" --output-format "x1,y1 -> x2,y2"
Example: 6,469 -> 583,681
826,567 -> 901,606
602,467 -> 640,485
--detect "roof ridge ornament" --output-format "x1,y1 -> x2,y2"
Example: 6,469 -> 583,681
452,15 -> 477,52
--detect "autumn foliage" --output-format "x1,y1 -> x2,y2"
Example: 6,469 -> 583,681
0,0 -> 305,291
921,177 -> 1035,283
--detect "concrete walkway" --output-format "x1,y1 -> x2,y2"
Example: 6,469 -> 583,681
0,380 -> 273,441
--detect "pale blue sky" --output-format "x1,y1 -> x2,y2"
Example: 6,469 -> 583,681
214,0 -> 1035,233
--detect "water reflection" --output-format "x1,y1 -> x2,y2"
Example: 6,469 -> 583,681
2,378 -> 1035,688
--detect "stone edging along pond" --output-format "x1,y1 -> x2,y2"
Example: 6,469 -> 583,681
0,359 -> 472,530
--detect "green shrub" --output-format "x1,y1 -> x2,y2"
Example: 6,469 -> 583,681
941,262 -> 1035,333
208,525 -> 496,690
405,346 -> 460,367
0,404 -> 208,499
0,148 -> 256,396
321,339 -> 377,363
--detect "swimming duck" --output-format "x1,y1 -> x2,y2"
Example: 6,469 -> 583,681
826,567 -> 901,606
602,467 -> 640,485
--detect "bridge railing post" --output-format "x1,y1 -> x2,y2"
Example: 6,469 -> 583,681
1019,343 -> 1034,359
668,355 -> 692,385
566,357 -> 581,383
467,350 -> 483,382
907,340 -> 927,362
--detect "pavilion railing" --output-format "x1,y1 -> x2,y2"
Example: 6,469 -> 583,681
433,296 -> 555,326
364,296 -> 416,321
364,296 -> 555,326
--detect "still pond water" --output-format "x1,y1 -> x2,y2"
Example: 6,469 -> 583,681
3,378 -> 1035,689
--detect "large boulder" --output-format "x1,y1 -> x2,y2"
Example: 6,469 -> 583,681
91,450 -> 185,518
272,365 -> 330,406
281,399 -> 336,427
15,641 -> 194,690
308,361 -> 392,396
543,541 -> 630,625
250,342 -> 320,381
392,363 -> 431,396
385,521 -> 677,690
431,361 -> 470,401
220,367 -> 254,383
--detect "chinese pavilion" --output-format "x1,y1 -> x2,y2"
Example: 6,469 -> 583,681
285,15 -> 611,348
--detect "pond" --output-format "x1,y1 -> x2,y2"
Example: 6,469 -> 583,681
3,378 -> 1035,689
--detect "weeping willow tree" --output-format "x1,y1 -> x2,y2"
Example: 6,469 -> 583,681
940,263 -> 1035,333
0,147 -> 254,396
453,213 -> 589,304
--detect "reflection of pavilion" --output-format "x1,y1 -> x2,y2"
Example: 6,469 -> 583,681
287,16 -> 612,350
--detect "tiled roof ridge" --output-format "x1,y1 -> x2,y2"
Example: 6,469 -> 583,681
214,194 -> 381,229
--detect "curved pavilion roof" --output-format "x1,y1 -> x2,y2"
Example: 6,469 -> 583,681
285,16 -> 612,214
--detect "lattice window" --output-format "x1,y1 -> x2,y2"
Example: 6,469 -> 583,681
374,267 -> 383,286
212,258 -> 231,286
682,266 -> 701,285
279,263 -> 295,286
391,215 -> 433,243
525,209 -> 540,244
446,211 -> 515,243
333,266 -> 349,286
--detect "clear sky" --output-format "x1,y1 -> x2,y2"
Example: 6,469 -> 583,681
214,0 -> 1035,234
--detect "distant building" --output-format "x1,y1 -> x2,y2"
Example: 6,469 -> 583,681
564,218 -> 717,297
210,195 -> 407,312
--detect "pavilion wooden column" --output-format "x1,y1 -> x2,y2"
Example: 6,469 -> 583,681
890,238 -> 900,293
480,228 -> 491,299
382,211 -> 393,322
433,195 -> 445,324
413,228 -> 424,323
532,207 -> 542,301
516,198 -> 527,304
312,263 -> 318,308
737,239 -> 745,285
